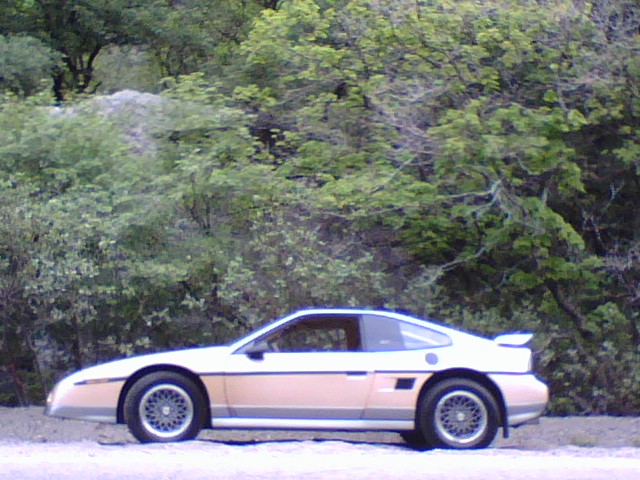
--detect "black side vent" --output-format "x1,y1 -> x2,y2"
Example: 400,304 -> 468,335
395,378 -> 416,390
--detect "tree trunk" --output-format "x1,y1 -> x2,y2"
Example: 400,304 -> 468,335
545,279 -> 595,342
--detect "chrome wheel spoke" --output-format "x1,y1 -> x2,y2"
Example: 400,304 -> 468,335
435,390 -> 487,445
139,384 -> 194,438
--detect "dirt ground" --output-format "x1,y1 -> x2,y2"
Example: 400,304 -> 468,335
1,407 -> 638,449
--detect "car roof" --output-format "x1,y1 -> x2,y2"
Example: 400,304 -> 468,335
291,307 -> 415,317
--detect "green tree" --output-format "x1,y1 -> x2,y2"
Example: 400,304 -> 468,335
1,0 -> 639,414
1,0 -> 277,100
233,0 -> 640,413
0,35 -> 61,96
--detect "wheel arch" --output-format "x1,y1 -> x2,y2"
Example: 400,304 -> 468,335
417,368 -> 508,437
116,365 -> 211,428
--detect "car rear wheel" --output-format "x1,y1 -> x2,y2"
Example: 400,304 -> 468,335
418,378 -> 499,449
124,371 -> 206,443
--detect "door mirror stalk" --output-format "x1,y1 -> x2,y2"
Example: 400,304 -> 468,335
245,341 -> 269,361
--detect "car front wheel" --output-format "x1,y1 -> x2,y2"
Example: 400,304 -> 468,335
418,378 -> 499,449
124,371 -> 206,443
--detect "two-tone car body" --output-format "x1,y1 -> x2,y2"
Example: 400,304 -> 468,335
46,308 -> 548,449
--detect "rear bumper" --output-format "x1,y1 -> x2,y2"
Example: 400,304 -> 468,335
488,373 -> 549,426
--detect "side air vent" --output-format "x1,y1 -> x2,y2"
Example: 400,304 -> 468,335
395,378 -> 416,390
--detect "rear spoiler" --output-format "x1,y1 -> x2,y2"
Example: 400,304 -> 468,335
493,333 -> 533,347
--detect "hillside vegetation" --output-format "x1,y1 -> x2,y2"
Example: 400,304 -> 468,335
0,0 -> 638,414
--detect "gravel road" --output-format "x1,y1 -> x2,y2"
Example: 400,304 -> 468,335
0,408 -> 638,480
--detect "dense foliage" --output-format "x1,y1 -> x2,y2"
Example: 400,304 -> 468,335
0,0 -> 638,415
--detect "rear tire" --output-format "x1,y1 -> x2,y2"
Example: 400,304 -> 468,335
124,371 -> 206,443
418,378 -> 499,449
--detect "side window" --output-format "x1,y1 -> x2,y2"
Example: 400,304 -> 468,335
398,321 -> 452,349
362,315 -> 451,351
259,315 -> 361,353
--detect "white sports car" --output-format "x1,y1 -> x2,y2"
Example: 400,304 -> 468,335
45,308 -> 548,449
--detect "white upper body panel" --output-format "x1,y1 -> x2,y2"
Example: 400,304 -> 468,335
62,346 -> 233,385
59,308 -> 533,385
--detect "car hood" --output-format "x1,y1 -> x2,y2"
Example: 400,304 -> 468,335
61,345 -> 233,385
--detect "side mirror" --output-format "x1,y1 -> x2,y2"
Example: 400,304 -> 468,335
245,341 -> 269,361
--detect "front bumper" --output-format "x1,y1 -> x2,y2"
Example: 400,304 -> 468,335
45,376 -> 122,424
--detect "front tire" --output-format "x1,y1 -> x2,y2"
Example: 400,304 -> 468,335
418,378 -> 499,449
124,371 -> 206,443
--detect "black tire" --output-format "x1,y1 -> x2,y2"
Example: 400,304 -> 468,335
399,430 -> 432,450
418,378 -> 499,449
124,371 -> 206,443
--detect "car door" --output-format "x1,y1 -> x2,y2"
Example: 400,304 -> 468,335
359,313 -> 453,422
224,314 -> 374,420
